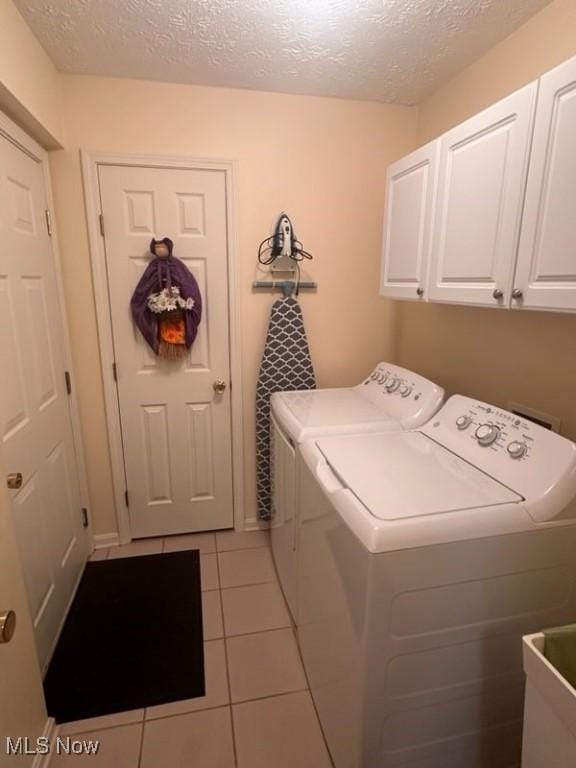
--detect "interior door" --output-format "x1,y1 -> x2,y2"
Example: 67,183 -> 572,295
380,141 -> 439,301
513,56 -> 576,312
0,482 -> 48,764
98,164 -> 233,538
428,83 -> 537,307
0,132 -> 87,670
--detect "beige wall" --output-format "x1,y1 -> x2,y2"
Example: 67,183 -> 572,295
0,0 -> 63,147
396,0 -> 576,440
50,75 -> 415,535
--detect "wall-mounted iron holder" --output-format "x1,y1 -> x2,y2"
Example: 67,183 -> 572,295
269,254 -> 297,273
252,280 -> 317,298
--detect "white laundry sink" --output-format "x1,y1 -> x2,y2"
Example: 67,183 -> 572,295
522,631 -> 576,767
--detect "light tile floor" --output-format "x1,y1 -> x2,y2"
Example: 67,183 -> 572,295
51,531 -> 332,767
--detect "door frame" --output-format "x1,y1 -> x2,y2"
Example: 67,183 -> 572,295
0,109 -> 93,550
81,151 -> 245,544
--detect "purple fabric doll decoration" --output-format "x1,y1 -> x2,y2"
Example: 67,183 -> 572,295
130,238 -> 202,360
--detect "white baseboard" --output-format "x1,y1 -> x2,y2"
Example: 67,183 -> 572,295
93,532 -> 120,550
32,718 -> 57,768
242,516 -> 270,531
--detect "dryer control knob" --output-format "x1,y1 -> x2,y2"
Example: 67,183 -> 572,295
456,415 -> 472,430
475,424 -> 500,446
400,385 -> 412,398
385,378 -> 400,393
507,441 -> 527,459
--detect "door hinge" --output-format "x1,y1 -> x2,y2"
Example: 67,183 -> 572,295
99,213 -> 105,237
64,370 -> 72,395
112,362 -> 118,382
81,508 -> 89,528
45,209 -> 53,237
124,490 -> 129,507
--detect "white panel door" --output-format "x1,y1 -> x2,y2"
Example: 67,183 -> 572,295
0,134 -> 87,670
98,165 -> 233,538
428,84 -> 537,307
0,482 -> 47,755
380,141 -> 439,301
514,56 -> 576,312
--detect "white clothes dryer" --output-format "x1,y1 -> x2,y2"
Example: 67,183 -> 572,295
269,362 -> 444,621
297,395 -> 576,768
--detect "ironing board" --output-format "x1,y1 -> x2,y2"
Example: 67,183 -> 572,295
255,296 -> 316,520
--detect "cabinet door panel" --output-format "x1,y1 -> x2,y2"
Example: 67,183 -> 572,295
380,142 -> 439,301
514,57 -> 576,312
428,84 -> 537,307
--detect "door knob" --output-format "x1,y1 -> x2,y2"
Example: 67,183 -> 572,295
511,288 -> 524,300
6,473 -> 22,490
492,288 -> 503,300
213,379 -> 227,395
0,611 -> 16,644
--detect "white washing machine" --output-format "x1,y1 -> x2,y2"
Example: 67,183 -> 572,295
270,363 -> 444,621
297,395 -> 576,768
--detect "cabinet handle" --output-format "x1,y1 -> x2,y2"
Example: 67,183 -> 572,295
416,287 -> 424,297
492,289 -> 503,300
511,288 -> 523,300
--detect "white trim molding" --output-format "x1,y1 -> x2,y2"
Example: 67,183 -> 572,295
93,532 -> 121,550
32,717 -> 56,768
81,151 -> 245,542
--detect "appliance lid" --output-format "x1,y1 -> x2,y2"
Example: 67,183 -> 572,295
316,431 -> 522,520
273,389 -> 399,431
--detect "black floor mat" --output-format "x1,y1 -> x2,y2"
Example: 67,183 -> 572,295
44,551 -> 205,723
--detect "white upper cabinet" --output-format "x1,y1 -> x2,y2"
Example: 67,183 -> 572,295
380,141 -> 439,301
513,57 -> 576,312
427,83 -> 538,307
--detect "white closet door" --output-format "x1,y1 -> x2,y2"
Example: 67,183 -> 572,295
0,132 -> 87,670
513,56 -> 576,312
428,83 -> 537,308
380,141 -> 439,302
98,164 -> 233,538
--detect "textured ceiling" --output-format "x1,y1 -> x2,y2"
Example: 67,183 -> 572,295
15,0 -> 552,105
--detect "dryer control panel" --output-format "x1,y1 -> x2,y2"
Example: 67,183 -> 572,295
422,395 -> 576,522
357,363 -> 444,429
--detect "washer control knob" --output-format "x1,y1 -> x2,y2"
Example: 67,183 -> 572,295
507,441 -> 527,459
385,378 -> 401,393
399,385 -> 412,398
370,372 -> 379,381
456,415 -> 472,430
475,424 -> 500,446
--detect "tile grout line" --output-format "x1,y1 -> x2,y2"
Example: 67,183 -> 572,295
219,577 -> 278,592
218,544 -> 273,557
231,686 -> 310,709
136,720 -> 145,768
214,548 -> 239,766
144,687 -> 312,727
61,693 -> 287,736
